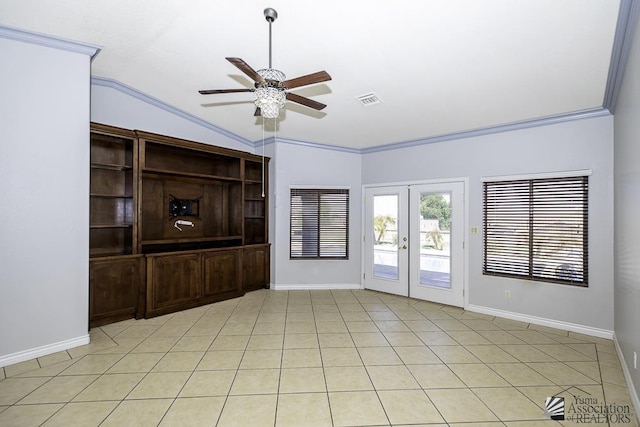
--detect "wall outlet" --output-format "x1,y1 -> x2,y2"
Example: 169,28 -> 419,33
634,351 -> 637,370
504,290 -> 511,299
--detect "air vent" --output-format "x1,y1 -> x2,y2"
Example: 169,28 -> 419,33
356,93 -> 382,106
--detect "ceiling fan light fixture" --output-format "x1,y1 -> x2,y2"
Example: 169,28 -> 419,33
198,8 -> 331,118
255,68 -> 286,118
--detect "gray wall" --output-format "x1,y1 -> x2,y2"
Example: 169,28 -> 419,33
0,37 -> 92,364
613,7 -> 640,409
270,142 -> 362,289
363,116 -> 615,332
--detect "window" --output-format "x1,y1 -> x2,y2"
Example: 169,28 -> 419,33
290,188 -> 349,259
483,175 -> 588,286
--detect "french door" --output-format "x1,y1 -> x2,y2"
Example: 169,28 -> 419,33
363,186 -> 409,296
364,181 -> 465,307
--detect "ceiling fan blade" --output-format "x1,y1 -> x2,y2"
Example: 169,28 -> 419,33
254,107 -> 261,117
199,88 -> 253,95
226,57 -> 265,83
283,71 -> 331,89
286,92 -> 327,110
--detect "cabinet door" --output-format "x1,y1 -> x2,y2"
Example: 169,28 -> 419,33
203,249 -> 242,297
89,256 -> 144,327
243,245 -> 270,291
147,253 -> 201,314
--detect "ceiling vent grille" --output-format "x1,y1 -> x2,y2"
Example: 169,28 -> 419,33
356,93 -> 382,106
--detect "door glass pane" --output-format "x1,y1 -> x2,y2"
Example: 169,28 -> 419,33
419,192 -> 451,288
373,194 -> 398,280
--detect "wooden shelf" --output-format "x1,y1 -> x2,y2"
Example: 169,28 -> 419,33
91,162 -> 132,171
143,167 -> 242,182
90,193 -> 133,198
142,236 -> 243,246
90,248 -> 132,257
90,224 -> 133,229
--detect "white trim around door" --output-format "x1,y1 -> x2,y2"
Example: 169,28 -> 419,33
362,178 -> 469,308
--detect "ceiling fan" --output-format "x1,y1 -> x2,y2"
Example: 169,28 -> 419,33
199,7 -> 331,119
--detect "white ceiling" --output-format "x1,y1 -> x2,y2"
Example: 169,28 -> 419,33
0,0 -> 621,150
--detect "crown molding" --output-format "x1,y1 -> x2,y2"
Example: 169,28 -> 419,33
252,107 -> 610,154
603,0 -> 640,113
0,24 -> 100,58
254,136 -> 361,154
91,76 -> 254,148
360,108 -> 612,154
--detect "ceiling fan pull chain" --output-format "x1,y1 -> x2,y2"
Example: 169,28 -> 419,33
262,116 -> 266,198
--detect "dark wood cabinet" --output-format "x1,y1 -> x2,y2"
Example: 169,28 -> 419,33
203,249 -> 243,297
89,255 -> 144,327
146,252 -> 201,316
89,123 -> 270,325
144,246 -> 257,317
243,245 -> 270,291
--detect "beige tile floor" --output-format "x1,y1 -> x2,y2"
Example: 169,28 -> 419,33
0,289 -> 637,426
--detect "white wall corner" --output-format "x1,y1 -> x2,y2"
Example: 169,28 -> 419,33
0,334 -> 90,368
466,304 -> 614,339
613,334 -> 640,423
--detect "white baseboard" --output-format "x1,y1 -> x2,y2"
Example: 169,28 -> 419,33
466,304 -> 614,339
0,334 -> 90,368
613,334 -> 640,423
270,283 -> 363,291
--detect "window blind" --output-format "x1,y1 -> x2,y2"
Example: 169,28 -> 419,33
483,176 -> 588,286
290,188 -> 349,259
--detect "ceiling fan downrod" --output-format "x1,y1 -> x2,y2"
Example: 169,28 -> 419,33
264,8 -> 278,69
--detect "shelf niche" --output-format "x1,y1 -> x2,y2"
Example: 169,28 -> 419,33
243,160 -> 267,246
89,125 -> 136,257
141,176 -> 243,252
144,142 -> 241,180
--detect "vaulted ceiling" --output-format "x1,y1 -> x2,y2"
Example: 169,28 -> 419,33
0,0 -> 624,150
